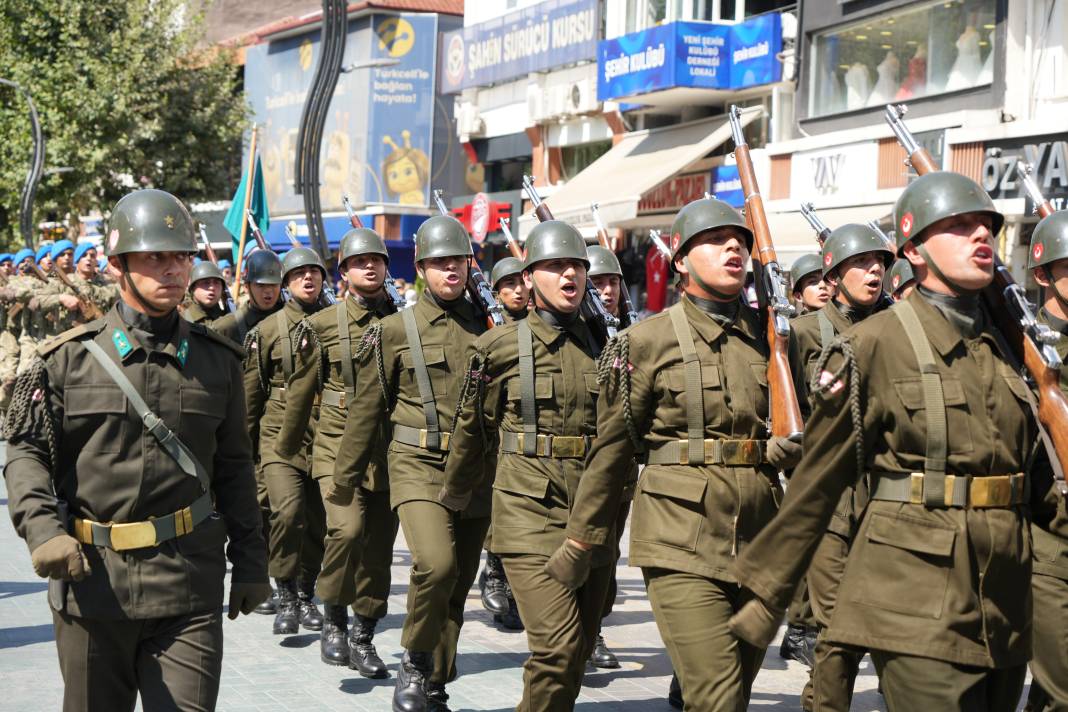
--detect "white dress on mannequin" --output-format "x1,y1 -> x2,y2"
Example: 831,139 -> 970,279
977,30 -> 994,85
868,51 -> 900,106
946,26 -> 982,91
845,62 -> 872,110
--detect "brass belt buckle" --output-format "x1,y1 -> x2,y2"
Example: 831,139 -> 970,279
719,439 -> 755,465
550,436 -> 584,459
419,430 -> 450,450
108,521 -> 157,550
972,476 -> 1011,508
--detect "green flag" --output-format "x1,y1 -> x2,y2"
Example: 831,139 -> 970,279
223,155 -> 270,259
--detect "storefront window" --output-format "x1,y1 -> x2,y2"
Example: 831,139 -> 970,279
561,140 -> 613,181
808,0 -> 996,117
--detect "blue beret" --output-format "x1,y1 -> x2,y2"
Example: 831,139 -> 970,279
35,245 -> 51,263
50,239 -> 75,261
74,242 -> 97,263
0,254 -> 11,264
14,248 -> 34,264
218,259 -> 232,269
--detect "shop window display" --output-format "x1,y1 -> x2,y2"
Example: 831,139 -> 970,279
808,0 -> 996,117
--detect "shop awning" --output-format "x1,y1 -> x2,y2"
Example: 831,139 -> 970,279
518,107 -> 763,237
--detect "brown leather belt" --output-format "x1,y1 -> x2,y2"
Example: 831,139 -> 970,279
870,471 -> 1028,508
645,438 -> 766,466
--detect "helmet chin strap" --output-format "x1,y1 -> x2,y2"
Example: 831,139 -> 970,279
682,255 -> 737,302
916,243 -> 978,296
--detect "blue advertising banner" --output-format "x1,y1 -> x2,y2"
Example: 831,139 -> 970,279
244,12 -> 438,212
710,165 -> 744,208
439,0 -> 600,93
598,14 -> 782,101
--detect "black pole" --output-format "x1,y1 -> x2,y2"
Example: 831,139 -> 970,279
0,79 -> 44,249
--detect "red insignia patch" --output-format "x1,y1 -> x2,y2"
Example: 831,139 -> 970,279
107,229 -> 120,253
892,275 -> 901,288
1034,243 -> 1044,261
823,252 -> 833,267
900,212 -> 914,237
671,232 -> 681,252
818,370 -> 844,394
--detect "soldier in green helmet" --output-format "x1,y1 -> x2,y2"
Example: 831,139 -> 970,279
730,171 -> 1057,711
786,223 -> 893,712
790,252 -> 831,314
274,227 -> 400,673
4,188 -> 269,710
439,219 -> 612,711
552,197 -> 800,710
243,246 -> 329,639
1024,211 -> 1068,712
183,261 -> 230,324
491,256 -> 529,322
886,257 -> 916,301
333,214 -> 491,712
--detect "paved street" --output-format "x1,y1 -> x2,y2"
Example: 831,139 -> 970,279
0,439 -> 887,711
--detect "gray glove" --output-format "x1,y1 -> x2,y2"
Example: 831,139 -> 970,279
31,534 -> 91,581
728,596 -> 785,649
543,541 -> 593,590
437,487 -> 471,512
766,436 -> 803,470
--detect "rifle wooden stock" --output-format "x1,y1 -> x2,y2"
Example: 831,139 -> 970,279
733,142 -> 805,439
533,204 -> 553,223
907,148 -> 939,176
54,268 -> 104,320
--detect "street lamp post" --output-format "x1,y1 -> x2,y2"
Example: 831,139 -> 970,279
0,78 -> 45,249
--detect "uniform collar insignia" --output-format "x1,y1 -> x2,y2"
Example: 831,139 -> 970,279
112,328 -> 133,359
176,338 -> 189,367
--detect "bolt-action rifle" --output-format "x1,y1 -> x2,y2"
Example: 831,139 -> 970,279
342,196 -> 406,311
521,175 -> 618,342
499,217 -> 524,260
886,104 -> 1068,495
199,224 -> 236,312
799,202 -> 832,247
591,203 -> 639,327
728,105 -> 803,441
432,189 -> 504,328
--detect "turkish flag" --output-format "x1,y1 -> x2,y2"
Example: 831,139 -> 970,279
645,244 -> 669,313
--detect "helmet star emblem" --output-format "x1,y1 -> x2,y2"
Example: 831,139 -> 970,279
164,215 -> 175,229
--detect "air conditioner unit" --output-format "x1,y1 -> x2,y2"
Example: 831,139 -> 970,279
527,83 -> 546,123
568,79 -> 598,115
457,102 -> 485,137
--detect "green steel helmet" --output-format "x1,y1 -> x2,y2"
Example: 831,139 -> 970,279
523,220 -> 590,270
243,249 -> 282,285
339,227 -> 389,266
821,223 -> 894,277
789,253 -> 824,293
490,256 -> 524,287
587,245 -> 622,278
106,189 -> 197,256
885,258 -> 916,294
893,171 -> 1004,254
1028,211 -> 1068,269
189,261 -> 225,289
282,246 -> 327,280
414,215 -> 472,261
668,197 -> 752,271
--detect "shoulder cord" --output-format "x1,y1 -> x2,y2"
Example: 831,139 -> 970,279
291,319 -> 322,391
597,333 -> 641,451
3,358 -> 57,472
355,322 -> 390,406
809,335 -> 865,481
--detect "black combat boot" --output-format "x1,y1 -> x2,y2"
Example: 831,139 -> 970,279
298,578 -> 324,631
426,682 -> 451,712
492,581 -> 524,630
393,650 -> 431,712
254,587 -> 278,615
320,603 -> 349,666
778,623 -> 807,662
272,578 -> 300,635
349,614 -> 388,678
589,631 -> 620,669
478,553 -> 510,616
667,672 -> 683,710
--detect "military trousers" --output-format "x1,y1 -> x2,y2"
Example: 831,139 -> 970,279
501,554 -> 613,712
644,568 -> 766,712
0,329 -> 19,412
316,477 -> 398,620
601,499 -> 631,621
263,462 -> 326,584
53,607 -> 222,712
254,465 -> 271,557
396,500 -> 489,684
1028,571 -> 1068,712
804,528 -> 864,712
870,651 -> 1026,712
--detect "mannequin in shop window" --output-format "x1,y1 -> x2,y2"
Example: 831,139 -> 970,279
844,62 -> 872,110
977,29 -> 994,85
895,44 -> 927,100
868,51 -> 900,106
946,24 -> 982,91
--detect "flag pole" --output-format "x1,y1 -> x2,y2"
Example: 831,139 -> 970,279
234,124 -> 258,300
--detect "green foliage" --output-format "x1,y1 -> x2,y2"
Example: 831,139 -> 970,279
0,0 -> 248,247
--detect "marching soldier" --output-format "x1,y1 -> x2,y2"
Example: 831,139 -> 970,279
35,244 -> 53,274
585,244 -> 638,671
0,253 -> 12,278
730,172 -> 1052,711
11,247 -> 56,377
3,188 -> 269,711
0,252 -> 23,416
789,224 -> 893,712
72,242 -> 119,311
555,198 -> 801,710
790,253 -> 831,315
243,247 -> 329,637
333,215 -> 492,712
439,221 -> 610,711
886,258 -> 916,301
1024,212 -> 1068,712
183,260 -> 230,324
475,256 -> 528,631
38,241 -> 117,336
275,227 -> 399,674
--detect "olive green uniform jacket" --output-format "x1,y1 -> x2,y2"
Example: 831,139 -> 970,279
211,303 -> 279,346
244,300 -> 319,469
182,300 -> 228,326
333,291 -> 492,515
444,309 -> 610,563
733,290 -> 1047,668
567,295 -> 781,581
3,305 -> 266,619
275,294 -> 395,487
